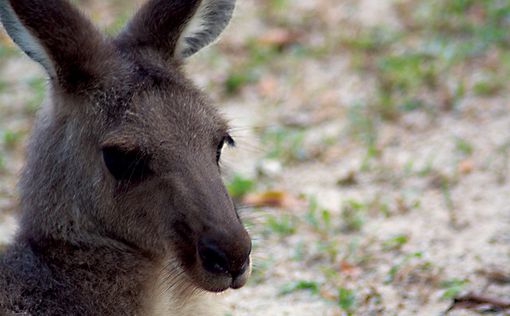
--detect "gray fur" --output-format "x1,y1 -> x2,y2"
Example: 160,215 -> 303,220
0,0 -> 251,315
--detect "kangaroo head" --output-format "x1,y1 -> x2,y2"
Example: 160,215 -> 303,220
0,0 -> 251,292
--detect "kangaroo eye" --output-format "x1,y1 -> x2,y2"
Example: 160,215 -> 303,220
216,134 -> 235,163
102,146 -> 152,183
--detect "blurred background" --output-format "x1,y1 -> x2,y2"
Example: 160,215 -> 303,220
1,0 -> 510,315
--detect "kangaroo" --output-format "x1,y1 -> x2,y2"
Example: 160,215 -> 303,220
0,0 -> 251,315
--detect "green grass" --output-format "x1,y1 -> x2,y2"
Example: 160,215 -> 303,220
437,173 -> 458,225
473,73 -> 504,96
346,103 -> 381,170
104,11 -> 131,35
385,251 -> 425,284
0,0 -> 502,314
493,140 -> 510,183
223,38 -> 282,95
337,287 -> 356,315
440,278 -> 468,299
261,126 -> 307,164
224,70 -> 258,95
267,0 -> 288,11
26,77 -> 46,113
0,79 -> 8,92
220,0 -> 507,313
226,173 -> 255,199
264,214 -> 297,236
279,280 -> 319,295
304,196 -> 333,235
382,234 -> 410,251
2,129 -> 24,149
0,152 -> 5,172
0,43 -> 18,61
377,52 -> 438,92
340,28 -> 399,53
347,102 -> 378,146
455,137 -> 474,157
341,0 -> 510,125
341,199 -> 366,232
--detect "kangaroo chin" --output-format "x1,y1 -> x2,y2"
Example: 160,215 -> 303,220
148,260 -> 226,316
0,0 -> 251,315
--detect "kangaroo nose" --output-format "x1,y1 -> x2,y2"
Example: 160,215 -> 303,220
198,238 -> 229,274
198,237 -> 250,278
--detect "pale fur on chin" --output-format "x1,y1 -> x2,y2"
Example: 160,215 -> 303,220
153,292 -> 224,316
150,285 -> 224,316
148,255 -> 252,315
148,264 -> 224,316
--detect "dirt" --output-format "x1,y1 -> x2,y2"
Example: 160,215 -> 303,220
1,0 -> 509,315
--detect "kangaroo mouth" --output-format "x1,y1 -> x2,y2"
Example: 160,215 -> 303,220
191,254 -> 252,293
175,234 -> 253,293
165,242 -> 252,293
230,264 -> 251,289
168,220 -> 252,293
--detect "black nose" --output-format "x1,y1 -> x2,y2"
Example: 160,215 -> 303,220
198,237 -> 250,278
198,238 -> 229,274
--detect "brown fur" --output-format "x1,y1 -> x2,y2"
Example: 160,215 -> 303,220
0,0 -> 250,315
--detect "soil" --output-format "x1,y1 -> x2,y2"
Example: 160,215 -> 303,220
0,0 -> 509,315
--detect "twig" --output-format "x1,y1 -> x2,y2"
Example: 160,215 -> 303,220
445,293 -> 510,314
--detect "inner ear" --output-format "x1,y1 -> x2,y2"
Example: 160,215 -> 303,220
175,0 -> 237,58
102,146 -> 152,184
115,0 -> 237,62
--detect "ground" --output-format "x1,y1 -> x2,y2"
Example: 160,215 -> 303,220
0,0 -> 509,315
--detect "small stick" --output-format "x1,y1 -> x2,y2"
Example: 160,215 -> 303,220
445,292 -> 510,314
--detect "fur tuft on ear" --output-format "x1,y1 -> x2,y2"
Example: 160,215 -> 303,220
0,0 -> 54,76
0,0 -> 112,91
116,0 -> 236,62
175,0 -> 235,58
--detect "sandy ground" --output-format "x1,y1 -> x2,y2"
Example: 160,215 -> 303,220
1,0 -> 509,315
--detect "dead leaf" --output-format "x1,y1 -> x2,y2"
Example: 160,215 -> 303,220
395,196 -> 411,214
242,190 -> 300,208
257,76 -> 278,97
0,31 -> 14,46
339,260 -> 361,278
257,28 -> 299,48
319,288 -> 337,301
337,171 -> 357,186
458,159 -> 474,174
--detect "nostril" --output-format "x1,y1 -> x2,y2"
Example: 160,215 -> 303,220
231,257 -> 250,279
198,238 -> 229,275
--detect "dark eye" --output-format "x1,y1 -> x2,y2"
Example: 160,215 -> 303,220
102,146 -> 152,183
216,134 -> 235,163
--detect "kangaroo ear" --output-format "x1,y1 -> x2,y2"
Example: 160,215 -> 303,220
0,0 -> 109,90
116,0 -> 236,61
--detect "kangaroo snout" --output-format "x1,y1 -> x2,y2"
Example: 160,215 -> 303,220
198,231 -> 251,277
190,210 -> 252,292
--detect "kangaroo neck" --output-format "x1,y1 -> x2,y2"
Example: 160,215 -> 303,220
21,235 -> 159,315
